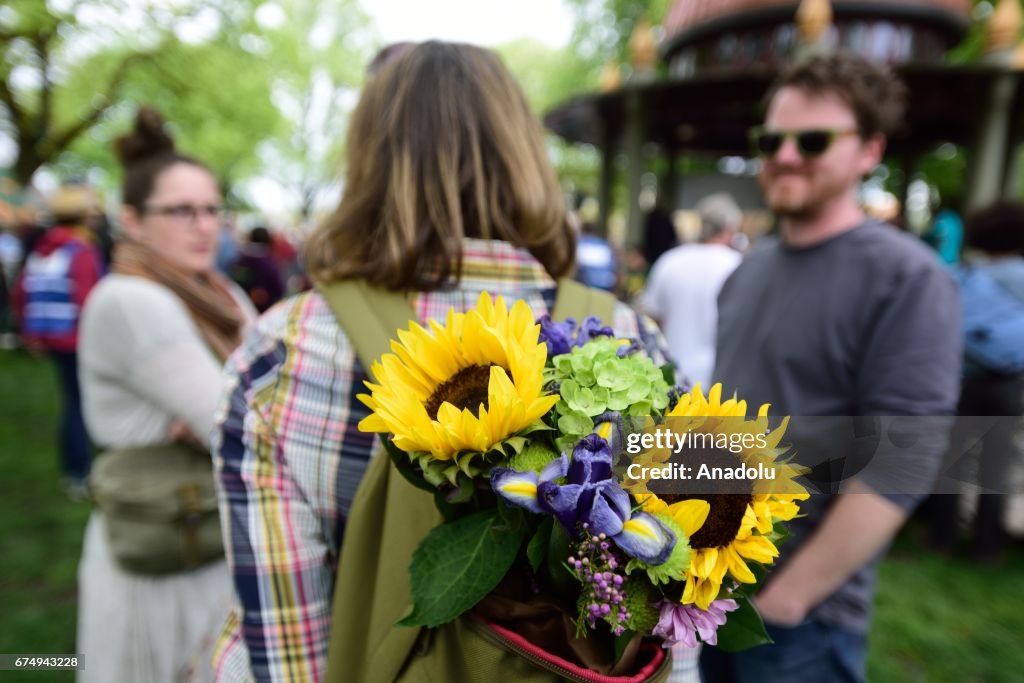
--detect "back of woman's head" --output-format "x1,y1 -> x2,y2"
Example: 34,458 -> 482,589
307,41 -> 574,290
114,106 -> 208,211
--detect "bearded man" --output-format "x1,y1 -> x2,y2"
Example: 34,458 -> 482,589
704,55 -> 962,683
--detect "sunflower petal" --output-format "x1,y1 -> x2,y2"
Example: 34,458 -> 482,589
668,499 -> 711,538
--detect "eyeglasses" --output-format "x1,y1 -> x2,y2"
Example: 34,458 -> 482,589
749,127 -> 859,159
143,204 -> 226,223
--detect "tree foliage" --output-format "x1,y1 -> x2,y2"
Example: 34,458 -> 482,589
253,0 -> 370,220
0,0 -> 284,188
563,0 -> 673,68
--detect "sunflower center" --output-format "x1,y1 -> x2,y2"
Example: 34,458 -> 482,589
648,445 -> 754,550
424,364 -> 499,419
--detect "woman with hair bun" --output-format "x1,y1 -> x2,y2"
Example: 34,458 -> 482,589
76,107 -> 256,682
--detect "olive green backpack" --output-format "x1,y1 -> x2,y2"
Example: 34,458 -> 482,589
318,279 -> 672,683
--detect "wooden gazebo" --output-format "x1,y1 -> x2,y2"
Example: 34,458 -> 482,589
544,0 -> 1024,244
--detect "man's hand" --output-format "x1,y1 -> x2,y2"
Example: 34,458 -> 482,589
753,577 -> 809,627
754,480 -> 908,624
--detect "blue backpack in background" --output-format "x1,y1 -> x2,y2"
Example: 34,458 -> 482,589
955,266 -> 1024,375
575,233 -> 617,292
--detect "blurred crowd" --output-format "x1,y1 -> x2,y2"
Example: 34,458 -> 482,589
0,40 -> 1023,683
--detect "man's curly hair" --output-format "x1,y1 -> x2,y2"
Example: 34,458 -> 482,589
765,53 -> 908,139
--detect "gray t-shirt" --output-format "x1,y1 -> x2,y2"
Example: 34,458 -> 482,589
713,219 -> 962,634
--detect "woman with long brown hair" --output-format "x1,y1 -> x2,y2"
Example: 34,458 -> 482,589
210,41 -> 662,681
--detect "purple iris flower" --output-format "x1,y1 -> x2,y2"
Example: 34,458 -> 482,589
536,315 -> 615,358
538,434 -> 675,565
491,455 -> 569,514
616,339 -> 642,357
576,316 -> 615,344
537,315 -> 577,357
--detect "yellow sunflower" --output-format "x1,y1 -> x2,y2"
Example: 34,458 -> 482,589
357,292 -> 559,463
623,383 -> 809,609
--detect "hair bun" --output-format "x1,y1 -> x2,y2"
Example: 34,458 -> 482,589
114,106 -> 175,167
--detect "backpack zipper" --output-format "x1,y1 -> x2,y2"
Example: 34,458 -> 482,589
466,615 -> 670,682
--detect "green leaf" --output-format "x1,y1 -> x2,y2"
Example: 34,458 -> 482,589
433,488 -> 462,522
496,499 -> 527,535
384,437 -> 437,494
399,508 -> 526,628
527,517 -> 554,573
547,520 -> 577,596
714,596 -> 773,652
614,629 -> 636,665
446,474 -> 476,504
660,362 -> 677,387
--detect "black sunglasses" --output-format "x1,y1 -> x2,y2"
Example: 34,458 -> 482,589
749,127 -> 859,159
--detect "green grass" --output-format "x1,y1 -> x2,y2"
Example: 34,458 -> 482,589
870,527 -> 1024,683
0,350 -> 90,682
1,350 -> 1024,681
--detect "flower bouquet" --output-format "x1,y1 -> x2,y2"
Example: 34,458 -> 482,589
356,292 -> 808,678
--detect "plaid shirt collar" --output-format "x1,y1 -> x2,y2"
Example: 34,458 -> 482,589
430,238 -> 557,291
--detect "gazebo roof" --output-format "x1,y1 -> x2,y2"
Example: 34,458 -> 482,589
543,64 -> 1024,157
662,0 -> 972,60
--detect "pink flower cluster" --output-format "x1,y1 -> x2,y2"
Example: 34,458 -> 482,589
652,598 -> 739,648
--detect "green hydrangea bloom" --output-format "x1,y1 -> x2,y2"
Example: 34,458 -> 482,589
547,337 -> 671,450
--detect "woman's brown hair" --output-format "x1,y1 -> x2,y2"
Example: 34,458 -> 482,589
114,107 -> 210,212
305,41 -> 575,290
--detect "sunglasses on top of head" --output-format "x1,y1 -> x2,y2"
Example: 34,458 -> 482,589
749,127 -> 859,159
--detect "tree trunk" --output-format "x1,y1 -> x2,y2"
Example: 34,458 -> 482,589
14,147 -> 44,187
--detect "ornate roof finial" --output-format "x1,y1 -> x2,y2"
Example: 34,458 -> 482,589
629,16 -> 657,74
599,61 -> 622,91
987,0 -> 1023,53
797,0 -> 833,44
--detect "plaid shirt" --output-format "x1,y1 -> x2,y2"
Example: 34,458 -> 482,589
211,239 -> 664,682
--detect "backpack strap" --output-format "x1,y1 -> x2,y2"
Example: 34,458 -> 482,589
316,280 -> 415,380
322,277 -> 620,682
552,277 -> 617,325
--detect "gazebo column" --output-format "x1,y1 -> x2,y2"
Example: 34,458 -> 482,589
597,126 -> 616,238
896,152 -> 916,220
662,145 -> 679,208
966,71 -> 1017,211
624,18 -> 656,248
624,89 -> 646,248
1001,109 -> 1023,199
966,0 -> 1021,211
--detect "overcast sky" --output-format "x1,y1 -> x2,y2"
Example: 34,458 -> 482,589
367,0 -> 574,48
246,0 -> 577,222
8,0 -> 578,215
